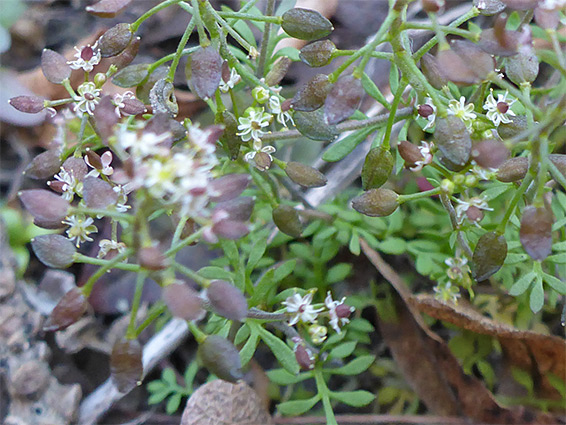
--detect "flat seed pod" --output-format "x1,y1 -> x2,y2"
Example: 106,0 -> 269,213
86,0 -> 133,18
62,156 -> 88,181
207,280 -> 247,321
496,157 -> 528,182
294,109 -> 338,142
472,232 -> 508,282
498,115 -> 528,139
520,206 -> 553,261
41,49 -> 71,84
43,288 -> 88,331
24,149 -> 62,179
31,234 -> 76,269
272,205 -> 303,238
214,197 -> 255,222
210,174 -> 251,202
112,36 -> 140,69
471,140 -> 510,169
112,63 -> 150,88
352,189 -> 399,217
324,75 -> 363,125
450,40 -> 495,81
83,176 -> 118,209
98,23 -> 132,58
285,162 -> 327,188
110,338 -> 143,393
180,380 -> 273,425
300,40 -> 336,68
9,95 -> 45,113
163,283 -> 204,321
361,147 -> 394,190
92,95 -> 120,145
500,0 -> 538,10
212,219 -> 250,240
19,189 -> 69,229
478,28 -> 518,57
434,116 -> 471,171
281,8 -> 333,41
139,246 -> 168,271
198,335 -> 243,383
187,46 -> 222,100
291,74 -> 330,112
420,53 -> 448,89
265,57 -> 291,87
506,47 -> 539,85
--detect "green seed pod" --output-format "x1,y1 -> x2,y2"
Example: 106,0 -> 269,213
324,75 -> 363,125
291,74 -> 331,112
352,189 -> 399,217
24,149 -> 62,179
43,288 -> 88,331
299,40 -> 336,67
218,111 -> 241,159
420,53 -> 447,90
281,8 -> 333,41
206,280 -> 247,321
472,232 -> 508,282
520,206 -> 553,261
498,115 -> 528,139
434,116 -> 471,171
506,47 -> 539,85
265,57 -> 291,87
285,162 -> 327,187
98,23 -> 132,58
41,49 -> 71,84
496,157 -> 528,182
112,63 -> 150,88
294,109 -> 339,142
110,338 -> 143,393
273,205 -> 303,238
361,147 -> 393,190
198,335 -> 243,383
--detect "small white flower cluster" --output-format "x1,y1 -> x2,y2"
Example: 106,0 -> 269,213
282,291 -> 355,344
455,196 -> 493,225
74,82 -> 101,116
448,96 -> 477,132
483,90 -> 515,127
68,43 -> 101,73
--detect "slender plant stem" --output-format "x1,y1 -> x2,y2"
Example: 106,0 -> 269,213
204,1 -> 256,56
165,227 -> 204,257
255,0 -> 275,77
172,261 -> 210,287
127,272 -> 147,339
221,10 -> 280,24
382,79 -> 408,150
168,18 -> 196,81
135,304 -> 166,338
398,187 -> 441,204
402,22 -> 477,41
333,50 -> 393,60
190,0 -> 208,46
69,207 -> 135,223
78,249 -> 135,296
131,0 -> 183,32
548,160 -> 566,192
496,174 -> 534,233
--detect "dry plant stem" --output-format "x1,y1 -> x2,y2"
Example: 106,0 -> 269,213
273,414 -> 469,424
78,318 -> 190,425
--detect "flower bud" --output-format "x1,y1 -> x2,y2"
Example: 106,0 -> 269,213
252,86 -> 270,104
139,246 -> 168,271
206,280 -> 247,321
110,338 -> 143,393
464,174 -> 478,187
496,157 -> 528,182
474,0 -> 506,15
94,73 -> 107,87
520,206 -> 553,261
186,46 -> 222,100
98,23 -> 132,57
361,147 -> 393,190
293,339 -> 315,371
291,74 -> 330,112
265,57 -> 292,87
506,46 -> 539,85
9,95 -> 45,113
471,140 -> 510,169
41,48 -> 71,84
434,116 -> 471,171
398,140 -> 424,168
24,149 -> 62,179
43,288 -> 88,331
163,282 -> 205,321
299,40 -> 336,68
420,53 -> 447,90
273,205 -> 303,238
440,179 -> 455,194
281,8 -> 333,41
82,176 -> 119,209
294,109 -> 339,142
198,335 -> 243,383
86,0 -> 132,18
324,75 -> 363,124
498,115 -> 528,139
472,231 -> 507,282
150,78 -> 178,117
19,189 -> 69,229
31,234 -> 76,269
285,162 -> 327,188
352,189 -> 399,217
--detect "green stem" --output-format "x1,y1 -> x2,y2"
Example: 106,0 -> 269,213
190,0 -> 209,46
548,160 -> 566,192
188,321 -> 207,343
45,98 -> 74,107
168,18 -> 196,81
78,249 -> 135,296
165,227 -> 204,257
171,215 -> 189,247
135,304 -> 166,337
172,261 -> 210,287
382,78 -> 408,150
220,10 -> 281,24
496,174 -> 534,233
314,368 -> 337,425
332,50 -> 393,61
127,272 -> 147,339
402,21 -> 477,41
131,0 -> 183,32
255,0 -> 275,77
398,187 -> 441,204
535,135 -> 549,206
149,47 -> 199,75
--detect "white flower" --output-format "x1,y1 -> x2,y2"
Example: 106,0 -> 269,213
113,184 -> 131,213
454,196 -> 493,225
237,108 -> 272,142
433,281 -> 461,304
49,168 -> 81,201
219,67 -> 241,92
308,324 -> 327,344
410,141 -> 434,172
112,91 -> 136,118
119,130 -> 171,159
244,143 -> 276,171
85,150 -> 114,177
269,96 -> 294,128
325,292 -> 355,334
445,256 -> 471,282
63,214 -> 97,247
97,239 -> 127,259
471,164 -> 496,181
418,97 -> 436,131
68,44 -> 101,72
282,292 -> 323,326
145,158 -> 179,199
483,90 -> 516,127
448,96 -> 476,131
74,82 -> 101,116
